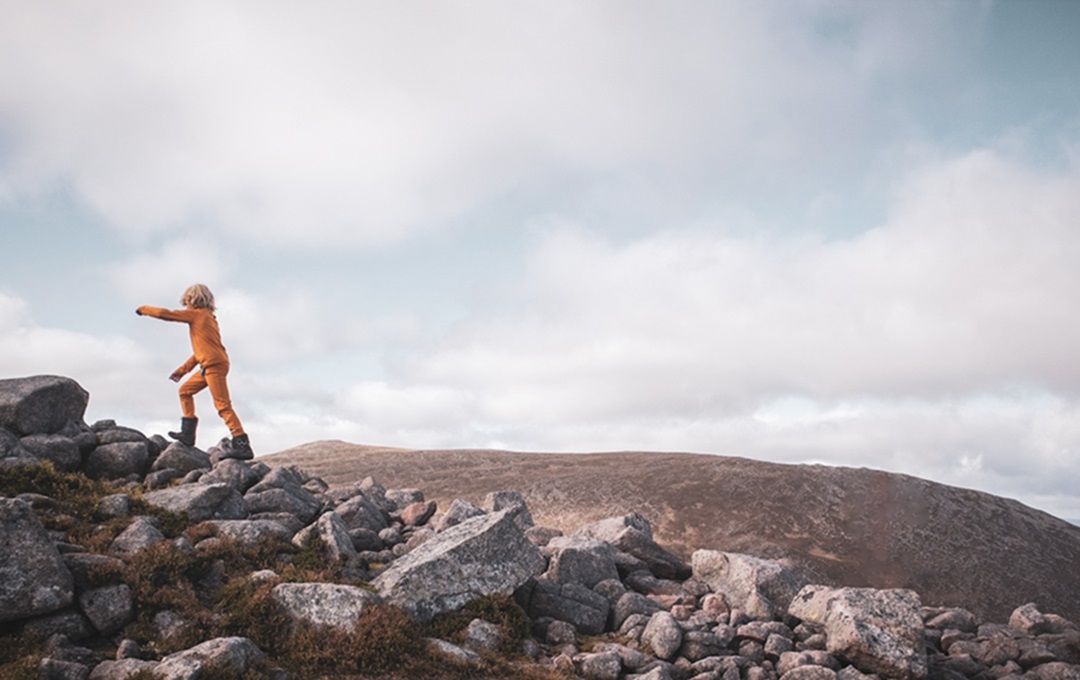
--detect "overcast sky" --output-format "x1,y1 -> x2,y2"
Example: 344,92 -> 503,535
2,1 -> 1079,521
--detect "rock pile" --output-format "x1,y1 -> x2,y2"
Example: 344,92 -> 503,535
3,375 -> 1080,680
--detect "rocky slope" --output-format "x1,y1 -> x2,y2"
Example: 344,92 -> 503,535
265,442 -> 1080,625
5,375 -> 1080,680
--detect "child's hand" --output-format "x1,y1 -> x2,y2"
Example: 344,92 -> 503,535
169,370 -> 184,382
135,308 -> 144,316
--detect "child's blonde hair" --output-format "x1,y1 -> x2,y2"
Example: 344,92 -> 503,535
181,284 -> 216,312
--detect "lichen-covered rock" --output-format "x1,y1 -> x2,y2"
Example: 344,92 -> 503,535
293,511 -> 357,564
154,636 -> 266,679
692,550 -> 802,620
483,490 -> 535,530
789,585 -> 928,680
206,519 -> 294,547
271,583 -> 382,632
78,584 -> 134,636
575,513 -> 690,580
109,516 -> 165,554
374,509 -> 545,621
642,611 -> 683,660
0,375 -> 88,436
0,498 -> 75,622
143,483 -> 246,521
544,535 -> 620,588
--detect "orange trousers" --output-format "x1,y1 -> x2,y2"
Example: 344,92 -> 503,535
179,365 -> 245,437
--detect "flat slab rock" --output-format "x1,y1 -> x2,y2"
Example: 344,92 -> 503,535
373,509 -> 546,622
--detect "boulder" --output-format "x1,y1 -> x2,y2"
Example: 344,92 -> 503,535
333,493 -> 389,533
433,498 -> 486,532
199,459 -> 263,493
154,636 -> 266,679
244,487 -> 321,525
642,611 -> 684,660
0,427 -> 38,468
109,516 -> 166,554
401,500 -> 438,527
151,443 -> 211,475
544,535 -> 620,588
78,584 -> 134,636
522,579 -> 610,635
293,511 -> 357,564
0,498 -> 75,622
575,513 -> 690,580
206,519 -> 294,547
789,585 -> 928,680
373,509 -> 546,622
87,659 -> 157,679
0,375 -> 88,436
483,490 -> 535,530
143,483 -> 246,522
271,583 -> 382,632
84,442 -> 149,481
692,550 -> 802,620
20,434 -> 82,471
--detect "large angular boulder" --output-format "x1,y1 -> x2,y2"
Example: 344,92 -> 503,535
373,509 -> 546,621
0,498 -> 75,622
575,513 -> 690,580
692,550 -> 802,620
0,376 -> 88,436
142,483 -> 246,522
271,583 -> 382,632
200,459 -> 263,493
332,493 -> 389,533
788,585 -> 928,680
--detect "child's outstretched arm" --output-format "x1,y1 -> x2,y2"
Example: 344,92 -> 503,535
136,305 -> 198,322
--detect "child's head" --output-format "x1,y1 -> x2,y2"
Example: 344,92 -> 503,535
181,284 -> 216,311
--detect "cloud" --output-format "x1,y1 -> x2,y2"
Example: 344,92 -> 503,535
108,239 -> 226,304
0,290 -> 159,422
0,2 -> 981,248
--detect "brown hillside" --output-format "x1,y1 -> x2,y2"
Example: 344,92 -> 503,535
262,442 -> 1080,623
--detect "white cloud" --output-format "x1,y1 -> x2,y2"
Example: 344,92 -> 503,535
0,1 -> 979,247
108,239 -> 226,305
0,291 -> 160,424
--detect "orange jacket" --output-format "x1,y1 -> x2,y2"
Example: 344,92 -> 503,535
137,306 -> 230,375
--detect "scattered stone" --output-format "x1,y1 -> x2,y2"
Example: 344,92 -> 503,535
109,516 -> 165,554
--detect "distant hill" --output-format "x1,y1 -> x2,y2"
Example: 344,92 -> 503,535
264,442 -> 1080,624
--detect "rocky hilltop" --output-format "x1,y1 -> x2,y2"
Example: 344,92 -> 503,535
2,375 -> 1080,680
265,443 -> 1080,626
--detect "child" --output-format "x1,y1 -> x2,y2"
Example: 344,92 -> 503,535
136,284 -> 253,458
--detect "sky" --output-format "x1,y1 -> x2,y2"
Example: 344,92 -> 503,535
1,1 -> 1079,521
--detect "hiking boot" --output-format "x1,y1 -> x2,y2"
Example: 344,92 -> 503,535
168,417 -> 198,447
230,433 -> 254,460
